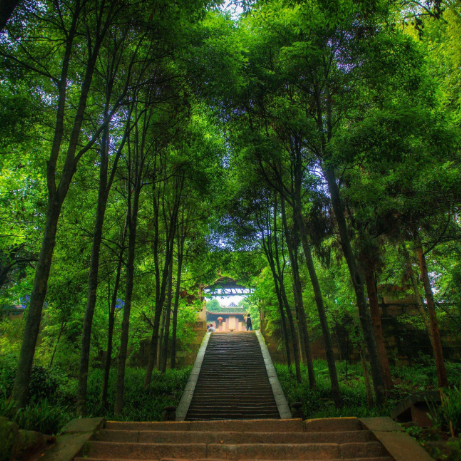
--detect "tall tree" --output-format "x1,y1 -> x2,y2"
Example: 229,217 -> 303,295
5,0 -> 130,408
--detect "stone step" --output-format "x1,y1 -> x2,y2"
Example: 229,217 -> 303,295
104,420 -> 304,432
94,429 -> 375,444
85,441 -> 383,460
192,389 -> 274,393
304,419 -> 364,432
190,395 -> 275,400
186,407 -> 279,413
77,458 -> 394,461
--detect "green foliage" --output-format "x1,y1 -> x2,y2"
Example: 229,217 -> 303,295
206,299 -> 223,311
429,387 -> 461,436
276,359 -> 461,420
84,367 -> 191,421
0,364 -> 191,434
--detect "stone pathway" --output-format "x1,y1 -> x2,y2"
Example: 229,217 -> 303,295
179,332 -> 286,421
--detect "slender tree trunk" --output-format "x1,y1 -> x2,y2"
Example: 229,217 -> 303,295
157,305 -> 167,368
145,191 -> 162,385
171,234 -> 185,370
359,346 -> 374,407
298,214 -> 342,405
402,245 -> 436,352
144,179 -> 183,386
273,211 -> 302,382
292,285 -> 305,364
279,281 -> 302,382
415,236 -> 448,388
114,182 -> 141,415
323,168 -> 386,405
101,249 -> 124,409
281,197 -> 316,387
273,275 -> 292,369
49,320 -> 65,368
363,264 -> 394,390
13,199 -> 62,408
77,120 -> 110,416
259,202 -> 293,373
160,263 -> 173,373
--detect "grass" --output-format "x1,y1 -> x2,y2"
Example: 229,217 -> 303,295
1,351 -> 460,436
275,357 -> 461,420
0,358 -> 191,435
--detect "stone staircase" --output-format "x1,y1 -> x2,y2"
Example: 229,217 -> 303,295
70,332 -> 397,461
75,418 -> 394,460
186,332 -> 280,420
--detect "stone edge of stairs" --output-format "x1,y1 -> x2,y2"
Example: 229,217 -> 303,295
176,332 -> 211,421
359,417 -> 433,461
255,331 -> 292,419
38,417 -> 106,461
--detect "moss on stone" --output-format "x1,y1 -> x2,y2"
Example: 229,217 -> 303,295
0,416 -> 20,461
17,430 -> 47,459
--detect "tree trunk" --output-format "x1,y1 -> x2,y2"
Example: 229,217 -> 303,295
363,264 -> 394,390
259,201 -> 293,374
157,304 -> 167,368
274,221 -> 301,383
171,233 -> 185,370
273,274 -> 292,369
77,119 -> 110,416
12,198 -> 62,408
160,262 -> 173,373
298,214 -> 342,405
415,236 -> 448,388
281,197 -> 316,387
144,178 -> 183,386
402,245 -> 436,352
101,248 -> 124,409
279,281 -> 302,382
324,167 -> 386,405
114,182 -> 141,415
144,191 -> 162,385
359,346 -> 374,407
49,320 -> 65,368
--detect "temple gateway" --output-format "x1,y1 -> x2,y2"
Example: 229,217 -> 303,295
206,302 -> 247,332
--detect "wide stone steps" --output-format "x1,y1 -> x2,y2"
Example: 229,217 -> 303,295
78,441 -> 387,459
185,333 -> 279,421
75,419 -> 394,461
93,429 -> 375,444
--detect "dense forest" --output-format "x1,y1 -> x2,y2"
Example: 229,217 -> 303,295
1,0 -> 461,441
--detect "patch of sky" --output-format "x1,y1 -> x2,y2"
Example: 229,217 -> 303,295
220,1 -> 244,20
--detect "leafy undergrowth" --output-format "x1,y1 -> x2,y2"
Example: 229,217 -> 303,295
275,358 -> 461,419
0,357 -> 191,435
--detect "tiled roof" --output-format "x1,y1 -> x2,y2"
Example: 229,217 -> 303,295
207,308 -> 246,315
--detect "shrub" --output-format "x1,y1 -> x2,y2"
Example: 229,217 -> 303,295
436,387 -> 461,437
14,400 -> 73,435
84,366 -> 192,421
0,354 -> 17,398
28,366 -> 59,402
0,398 -> 72,436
